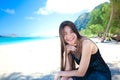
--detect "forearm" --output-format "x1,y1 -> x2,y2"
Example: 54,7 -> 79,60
65,54 -> 72,70
59,70 -> 84,77
61,54 -> 72,79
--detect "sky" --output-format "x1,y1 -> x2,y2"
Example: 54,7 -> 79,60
0,0 -> 109,37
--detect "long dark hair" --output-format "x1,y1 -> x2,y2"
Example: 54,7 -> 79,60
59,20 -> 82,71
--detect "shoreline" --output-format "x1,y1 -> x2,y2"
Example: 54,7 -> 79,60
0,37 -> 60,75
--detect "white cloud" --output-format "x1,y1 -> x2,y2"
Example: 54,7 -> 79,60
25,16 -> 35,20
34,8 -> 51,15
36,0 -> 109,15
1,8 -> 15,14
25,16 -> 41,21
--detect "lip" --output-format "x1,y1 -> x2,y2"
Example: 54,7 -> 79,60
68,36 -> 74,42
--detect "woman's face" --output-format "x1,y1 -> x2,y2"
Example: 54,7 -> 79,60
63,26 -> 77,45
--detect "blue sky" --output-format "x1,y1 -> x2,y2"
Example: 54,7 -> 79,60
0,0 -> 109,37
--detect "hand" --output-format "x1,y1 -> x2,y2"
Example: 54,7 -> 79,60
54,72 -> 60,80
66,44 -> 76,54
61,77 -> 69,80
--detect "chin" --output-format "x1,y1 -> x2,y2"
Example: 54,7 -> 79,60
69,42 -> 75,45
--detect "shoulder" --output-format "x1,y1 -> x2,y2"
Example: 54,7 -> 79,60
82,39 -> 98,54
78,37 -> 97,49
82,39 -> 92,48
79,37 -> 92,46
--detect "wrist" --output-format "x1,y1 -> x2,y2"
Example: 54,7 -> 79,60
67,50 -> 71,54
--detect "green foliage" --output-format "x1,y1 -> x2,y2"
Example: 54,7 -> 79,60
76,1 -> 120,37
80,24 -> 104,37
109,27 -> 120,35
88,2 -> 110,28
84,2 -> 110,37
89,24 -> 104,34
109,0 -> 120,35
80,28 -> 97,38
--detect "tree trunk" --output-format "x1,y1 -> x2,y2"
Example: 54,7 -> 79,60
101,4 -> 114,42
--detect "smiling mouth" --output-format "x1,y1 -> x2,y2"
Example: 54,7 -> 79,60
69,37 -> 74,42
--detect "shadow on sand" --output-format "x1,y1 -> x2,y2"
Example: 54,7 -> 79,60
0,72 -> 55,80
108,61 -> 120,80
0,62 -> 120,80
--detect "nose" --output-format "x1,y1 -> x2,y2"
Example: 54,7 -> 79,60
67,34 -> 72,40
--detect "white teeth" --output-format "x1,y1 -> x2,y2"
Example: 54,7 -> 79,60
69,37 -> 74,42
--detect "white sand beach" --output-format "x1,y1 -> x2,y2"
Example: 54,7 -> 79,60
0,37 -> 60,75
91,38 -> 120,63
0,37 -> 120,79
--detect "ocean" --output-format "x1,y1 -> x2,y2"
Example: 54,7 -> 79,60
0,37 -> 55,45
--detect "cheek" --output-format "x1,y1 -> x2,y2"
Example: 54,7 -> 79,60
64,36 -> 70,44
73,34 -> 77,40
64,36 -> 67,42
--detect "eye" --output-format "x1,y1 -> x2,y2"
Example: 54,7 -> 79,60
70,29 -> 74,33
63,32 -> 67,36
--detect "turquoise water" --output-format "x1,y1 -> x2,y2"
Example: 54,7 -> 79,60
0,37 -> 53,45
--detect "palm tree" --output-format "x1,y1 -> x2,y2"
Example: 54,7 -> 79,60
102,0 -> 120,42
101,0 -> 113,42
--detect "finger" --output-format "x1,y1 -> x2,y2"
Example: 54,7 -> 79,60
70,46 -> 76,51
72,44 -> 77,46
72,47 -> 76,51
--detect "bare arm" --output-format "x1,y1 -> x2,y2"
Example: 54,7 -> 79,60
58,40 -> 93,77
54,46 -> 75,80
60,52 -> 74,79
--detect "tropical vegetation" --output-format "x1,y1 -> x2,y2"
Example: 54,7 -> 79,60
75,0 -> 120,42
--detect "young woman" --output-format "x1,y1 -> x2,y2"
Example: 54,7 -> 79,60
54,21 -> 111,80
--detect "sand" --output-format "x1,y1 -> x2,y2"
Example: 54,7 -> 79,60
0,37 -> 120,80
0,38 -> 60,75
